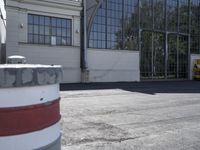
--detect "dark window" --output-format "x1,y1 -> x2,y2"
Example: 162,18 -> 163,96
28,14 -> 72,46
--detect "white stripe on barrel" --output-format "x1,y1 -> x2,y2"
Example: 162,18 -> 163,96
0,122 -> 60,150
0,84 -> 59,108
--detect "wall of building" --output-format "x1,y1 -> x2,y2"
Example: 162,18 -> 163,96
87,49 -> 140,82
0,0 -> 6,63
6,0 -> 140,83
6,0 -> 82,83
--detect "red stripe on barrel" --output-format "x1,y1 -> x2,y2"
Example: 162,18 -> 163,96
0,99 -> 60,136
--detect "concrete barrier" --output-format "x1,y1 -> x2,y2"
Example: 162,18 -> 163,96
0,64 -> 62,150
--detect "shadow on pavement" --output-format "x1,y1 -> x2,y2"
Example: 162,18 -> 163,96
60,81 -> 200,95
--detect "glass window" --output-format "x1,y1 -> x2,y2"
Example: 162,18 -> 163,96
33,16 -> 39,25
39,16 -> 45,25
89,0 -> 200,54
28,15 -> 33,24
190,0 -> 200,53
89,0 -> 138,50
52,18 -> 57,27
28,14 -> 72,46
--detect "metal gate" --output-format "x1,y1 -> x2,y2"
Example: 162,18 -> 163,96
140,31 -> 188,80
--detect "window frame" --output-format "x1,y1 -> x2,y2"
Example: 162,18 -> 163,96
28,14 -> 72,46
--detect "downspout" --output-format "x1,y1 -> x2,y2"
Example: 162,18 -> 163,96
81,0 -> 89,82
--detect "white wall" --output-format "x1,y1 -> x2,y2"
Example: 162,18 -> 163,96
88,49 -> 140,82
190,54 -> 200,80
6,0 -> 82,83
18,44 -> 81,83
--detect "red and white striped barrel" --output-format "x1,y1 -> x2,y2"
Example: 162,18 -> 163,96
0,64 -> 62,150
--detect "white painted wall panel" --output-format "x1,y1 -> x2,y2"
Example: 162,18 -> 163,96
73,17 -> 81,46
19,10 -> 28,43
88,49 -> 140,82
6,8 -> 20,55
19,44 -> 81,83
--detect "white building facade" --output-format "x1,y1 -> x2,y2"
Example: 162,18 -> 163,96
6,0 -> 140,83
6,0 -> 82,83
6,0 -> 200,83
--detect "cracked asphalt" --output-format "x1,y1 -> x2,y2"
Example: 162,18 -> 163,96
60,81 -> 200,150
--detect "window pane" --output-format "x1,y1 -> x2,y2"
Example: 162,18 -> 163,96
57,28 -> 62,36
34,25 -> 39,34
62,19 -> 67,28
28,34 -> 33,43
39,26 -> 45,35
66,38 -> 71,45
34,35 -> 39,43
57,19 -> 62,27
39,16 -> 45,25
45,27 -> 50,35
45,17 -> 50,26
67,20 -> 71,28
28,25 -> 33,34
67,29 -> 71,37
45,36 -> 50,44
33,15 -> 39,25
28,15 -> 33,24
62,29 -> 67,37
39,35 -> 45,44
52,27 -> 56,36
52,18 -> 56,27
62,37 -> 67,45
56,37 -> 62,45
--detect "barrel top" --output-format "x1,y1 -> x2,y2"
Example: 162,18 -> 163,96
7,55 -> 26,59
0,64 -> 62,88
0,64 -> 61,68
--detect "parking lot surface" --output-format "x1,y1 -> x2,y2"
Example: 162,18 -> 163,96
60,81 -> 200,150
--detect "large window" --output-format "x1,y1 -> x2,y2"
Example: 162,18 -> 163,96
28,14 -> 72,46
89,0 -> 138,50
88,0 -> 199,54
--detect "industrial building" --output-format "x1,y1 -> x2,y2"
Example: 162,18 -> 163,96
5,0 -> 200,83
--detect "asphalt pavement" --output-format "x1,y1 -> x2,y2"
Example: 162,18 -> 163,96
60,81 -> 200,150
